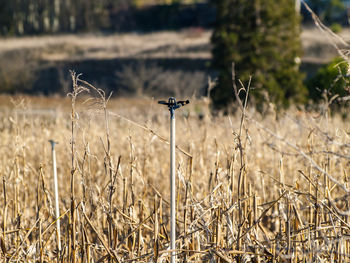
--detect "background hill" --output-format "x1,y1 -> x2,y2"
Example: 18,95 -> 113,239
1,0 -> 350,102
0,26 -> 348,96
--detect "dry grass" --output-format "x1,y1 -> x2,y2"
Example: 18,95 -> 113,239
0,81 -> 349,262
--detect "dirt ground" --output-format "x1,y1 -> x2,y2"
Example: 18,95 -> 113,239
0,26 -> 348,64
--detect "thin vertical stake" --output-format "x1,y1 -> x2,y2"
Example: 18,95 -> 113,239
50,140 -> 61,252
170,108 -> 176,263
158,97 -> 189,263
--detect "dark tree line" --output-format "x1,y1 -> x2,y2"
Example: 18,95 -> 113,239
0,0 -> 131,35
0,0 -> 211,35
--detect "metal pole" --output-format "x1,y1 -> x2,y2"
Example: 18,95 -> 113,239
49,140 -> 61,252
158,97 -> 189,263
170,108 -> 176,263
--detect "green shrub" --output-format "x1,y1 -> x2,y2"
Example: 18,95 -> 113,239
307,57 -> 350,105
330,23 -> 342,33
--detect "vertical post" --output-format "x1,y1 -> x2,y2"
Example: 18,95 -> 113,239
49,140 -> 61,253
170,107 -> 176,263
295,0 -> 301,14
158,98 -> 189,263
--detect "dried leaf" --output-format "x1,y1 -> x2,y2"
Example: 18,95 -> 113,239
0,236 -> 6,255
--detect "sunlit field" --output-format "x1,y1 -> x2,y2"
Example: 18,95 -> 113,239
0,76 -> 349,262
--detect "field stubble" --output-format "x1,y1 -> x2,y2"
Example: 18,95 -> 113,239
0,88 -> 350,262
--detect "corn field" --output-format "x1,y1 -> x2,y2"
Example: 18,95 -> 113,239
0,75 -> 350,262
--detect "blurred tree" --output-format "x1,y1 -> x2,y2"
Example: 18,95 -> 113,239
0,0 -> 14,34
37,0 -> 45,32
308,0 -> 346,24
323,0 -> 345,24
210,0 -> 307,110
59,0 -> 71,32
